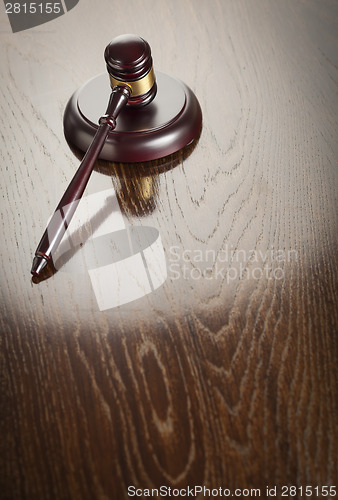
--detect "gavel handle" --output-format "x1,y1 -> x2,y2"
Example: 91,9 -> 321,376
31,85 -> 131,276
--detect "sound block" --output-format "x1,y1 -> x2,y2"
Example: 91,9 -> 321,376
63,71 -> 202,163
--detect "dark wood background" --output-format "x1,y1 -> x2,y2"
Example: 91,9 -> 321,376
1,0 -> 337,498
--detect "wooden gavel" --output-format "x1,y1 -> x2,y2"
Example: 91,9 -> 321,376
31,34 -> 202,277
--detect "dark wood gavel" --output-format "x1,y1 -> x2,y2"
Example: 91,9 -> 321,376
31,35 -> 157,276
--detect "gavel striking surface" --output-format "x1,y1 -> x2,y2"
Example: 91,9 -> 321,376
64,71 -> 202,162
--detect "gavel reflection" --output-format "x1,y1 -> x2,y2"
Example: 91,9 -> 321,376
96,144 -> 198,217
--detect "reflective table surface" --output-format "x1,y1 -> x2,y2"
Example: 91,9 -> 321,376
1,0 -> 337,498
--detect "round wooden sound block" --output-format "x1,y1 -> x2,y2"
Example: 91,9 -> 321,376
63,71 -> 202,163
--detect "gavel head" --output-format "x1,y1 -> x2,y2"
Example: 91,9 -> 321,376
104,34 -> 157,107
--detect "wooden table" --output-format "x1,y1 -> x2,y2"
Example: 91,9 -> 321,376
1,0 -> 337,498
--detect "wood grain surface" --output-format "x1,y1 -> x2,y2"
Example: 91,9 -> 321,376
1,0 -> 337,498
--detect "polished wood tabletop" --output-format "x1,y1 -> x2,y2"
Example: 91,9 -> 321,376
1,0 -> 337,498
